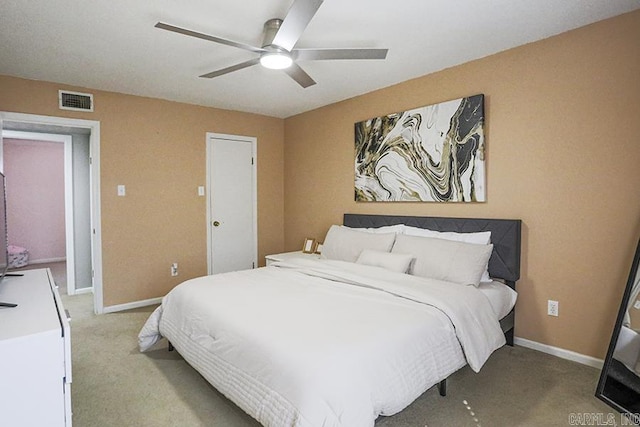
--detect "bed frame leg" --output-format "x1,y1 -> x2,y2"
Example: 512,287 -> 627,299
505,328 -> 514,347
168,341 -> 174,352
438,379 -> 447,396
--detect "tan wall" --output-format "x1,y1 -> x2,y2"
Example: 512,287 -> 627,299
0,75 -> 285,307
283,10 -> 640,358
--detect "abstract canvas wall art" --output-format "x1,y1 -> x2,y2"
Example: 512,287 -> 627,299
355,94 -> 486,202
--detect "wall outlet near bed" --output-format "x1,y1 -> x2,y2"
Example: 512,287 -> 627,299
548,300 -> 559,317
171,263 -> 178,277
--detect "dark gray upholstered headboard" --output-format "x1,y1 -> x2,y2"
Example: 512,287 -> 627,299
343,214 -> 522,285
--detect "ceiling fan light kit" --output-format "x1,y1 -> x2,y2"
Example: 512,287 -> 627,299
260,52 -> 293,70
156,0 -> 388,88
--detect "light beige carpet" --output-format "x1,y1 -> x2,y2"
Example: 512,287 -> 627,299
66,300 -> 617,427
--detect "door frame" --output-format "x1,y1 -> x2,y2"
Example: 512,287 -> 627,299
205,132 -> 257,275
0,112 -> 104,313
1,130 -> 79,294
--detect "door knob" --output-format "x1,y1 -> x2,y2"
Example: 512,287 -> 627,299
213,221 -> 220,227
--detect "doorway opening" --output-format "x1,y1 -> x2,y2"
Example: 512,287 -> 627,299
0,112 -> 103,313
1,130 -> 85,297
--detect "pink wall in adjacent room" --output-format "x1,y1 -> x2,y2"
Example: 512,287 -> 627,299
4,138 -> 66,262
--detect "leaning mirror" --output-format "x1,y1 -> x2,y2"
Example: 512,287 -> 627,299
596,237 -> 640,424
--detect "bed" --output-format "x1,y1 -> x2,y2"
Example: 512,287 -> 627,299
139,214 -> 521,427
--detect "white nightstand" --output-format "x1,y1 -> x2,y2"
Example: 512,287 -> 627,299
265,250 -> 321,266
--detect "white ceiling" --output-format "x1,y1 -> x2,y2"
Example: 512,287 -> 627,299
1,0 -> 638,118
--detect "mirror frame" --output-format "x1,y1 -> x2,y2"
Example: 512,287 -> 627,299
596,237 -> 640,424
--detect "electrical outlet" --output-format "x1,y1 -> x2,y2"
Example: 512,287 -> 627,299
548,300 -> 559,317
171,263 -> 178,277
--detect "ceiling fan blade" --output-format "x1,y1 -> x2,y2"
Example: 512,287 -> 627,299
199,58 -> 261,79
283,63 -> 316,88
155,22 -> 265,54
293,48 -> 388,61
271,0 -> 324,51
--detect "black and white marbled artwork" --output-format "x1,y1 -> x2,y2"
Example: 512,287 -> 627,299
354,94 -> 486,202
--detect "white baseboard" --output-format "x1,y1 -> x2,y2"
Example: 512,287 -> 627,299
103,296 -> 163,314
29,257 -> 66,264
73,286 -> 93,295
514,337 -> 604,369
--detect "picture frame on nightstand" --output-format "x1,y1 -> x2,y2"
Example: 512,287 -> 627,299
314,242 -> 323,255
302,238 -> 316,254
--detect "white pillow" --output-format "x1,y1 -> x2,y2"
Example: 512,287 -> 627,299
321,225 -> 396,263
356,249 -> 414,273
343,224 -> 405,234
403,226 -> 492,282
403,226 -> 491,244
391,234 -> 493,287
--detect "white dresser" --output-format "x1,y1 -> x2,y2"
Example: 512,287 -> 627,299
0,268 -> 72,426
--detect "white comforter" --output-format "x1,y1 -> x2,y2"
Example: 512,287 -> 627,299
139,258 -> 505,427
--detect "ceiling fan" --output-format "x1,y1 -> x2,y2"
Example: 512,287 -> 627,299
155,0 -> 388,88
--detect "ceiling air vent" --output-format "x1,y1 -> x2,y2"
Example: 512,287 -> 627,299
58,90 -> 93,112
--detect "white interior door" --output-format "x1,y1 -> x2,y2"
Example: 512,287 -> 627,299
207,133 -> 257,274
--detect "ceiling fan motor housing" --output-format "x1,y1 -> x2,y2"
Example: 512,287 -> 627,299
263,19 -> 284,50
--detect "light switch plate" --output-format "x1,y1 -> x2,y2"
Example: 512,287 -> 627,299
198,186 -> 205,196
117,185 -> 126,196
